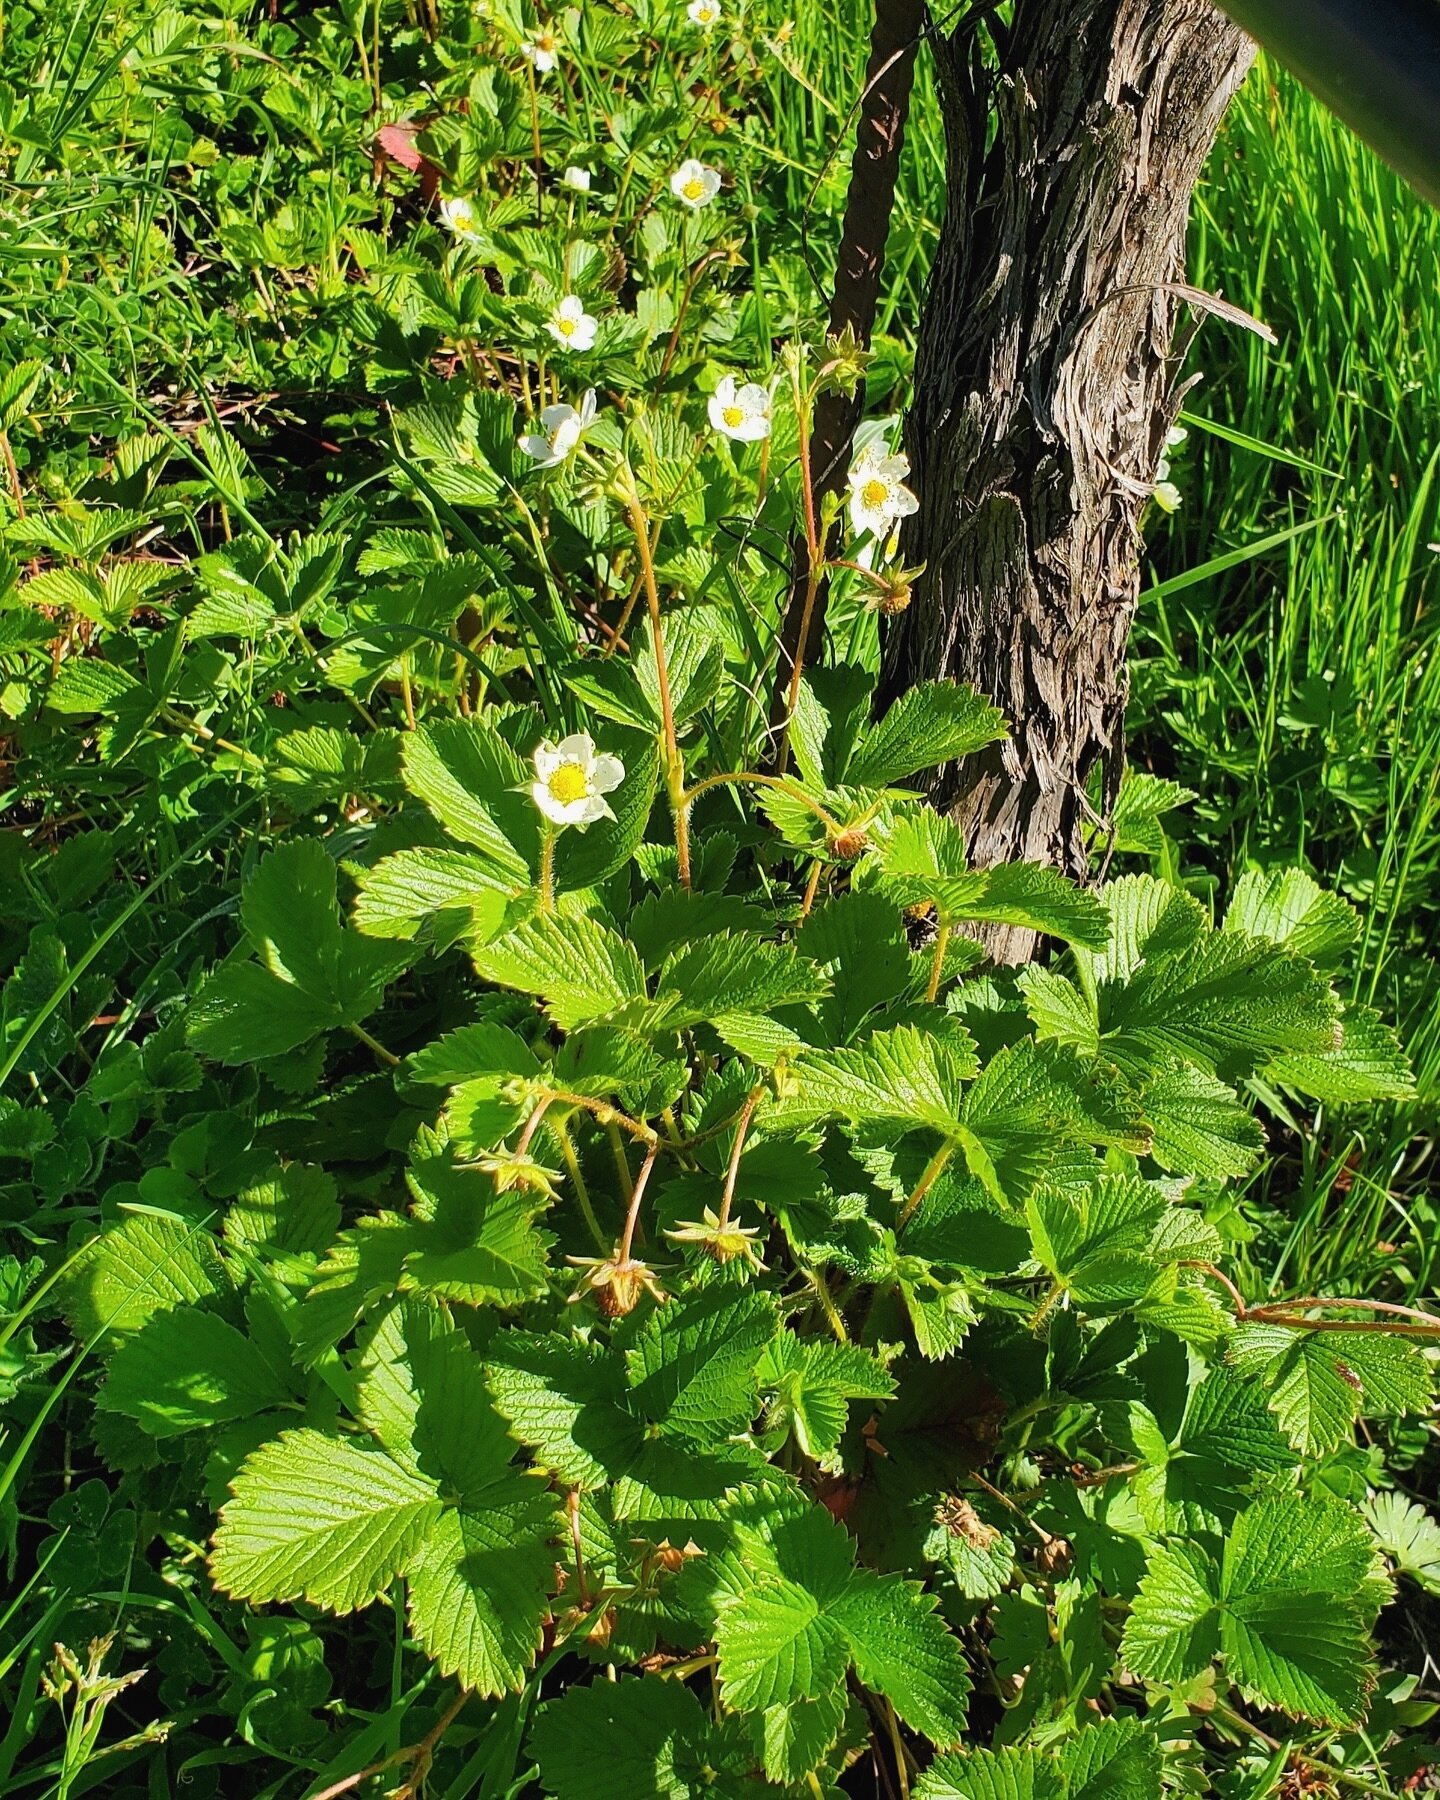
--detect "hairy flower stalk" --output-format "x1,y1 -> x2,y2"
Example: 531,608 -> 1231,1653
620,473 -> 691,887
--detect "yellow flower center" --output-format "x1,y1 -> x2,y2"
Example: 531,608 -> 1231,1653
721,404 -> 745,428
682,178 -> 705,202
537,33 -> 555,51
556,314 -> 576,336
547,764 -> 589,805
861,477 -> 890,509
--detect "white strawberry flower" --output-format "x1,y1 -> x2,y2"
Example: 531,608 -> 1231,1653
439,194 -> 480,239
687,0 -> 721,26
670,158 -> 721,209
847,442 -> 919,540
530,732 -> 625,828
561,166 -> 592,192
546,294 -> 598,352
519,389 -> 597,467
522,25 -> 560,73
708,375 -> 771,442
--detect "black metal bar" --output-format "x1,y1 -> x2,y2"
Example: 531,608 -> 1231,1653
1215,0 -> 1440,209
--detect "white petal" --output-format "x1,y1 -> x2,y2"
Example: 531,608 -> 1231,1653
850,496 -> 889,538
553,794 -> 595,825
733,414 -> 770,441
576,794 -> 614,827
520,434 -> 557,464
714,375 -> 737,406
554,731 -> 596,766
890,484 -> 919,519
569,319 -> 598,351
532,781 -> 572,822
532,739 -> 564,779
590,753 -> 625,793
737,383 -> 770,414
577,390 -> 598,425
538,402 -> 577,432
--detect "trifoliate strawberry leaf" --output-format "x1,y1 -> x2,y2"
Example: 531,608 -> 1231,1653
350,1305 -> 560,1693
472,913 -> 647,1029
1222,866 -> 1359,967
1027,1174 -> 1215,1307
919,1719 -> 1161,1800
529,1676 -> 753,1800
407,1498 -> 558,1697
648,934 -> 828,1029
210,1428 -> 441,1613
63,1213 -> 229,1340
190,841 -> 410,1063
1079,876 -> 1207,987
958,1040 -> 1150,1204
714,1574 -> 850,1710
402,1128 -> 553,1305
1220,1494 -> 1378,1723
352,847 -> 512,942
917,1744 -> 1066,1800
901,1275 -> 978,1360
757,1678 -> 850,1785
695,1491 -> 970,1751
1264,1002 -> 1415,1102
225,1163 -> 341,1256
767,1024 -> 976,1135
623,1285 -> 777,1446
1057,1715 -> 1162,1800
99,1305 -> 289,1437
1121,1539 -> 1222,1686
845,682 -> 1006,788
1364,1491 -> 1440,1594
874,813 -> 1109,949
758,1334 -> 896,1471
1082,877 -> 1341,1081
1016,967 -> 1101,1056
830,1568 -> 971,1744
1106,770 -> 1196,856
799,891 -> 913,1045
1229,1322 -> 1433,1455
1119,1367 -> 1296,1534
1124,1495 -> 1378,1725
486,1331 -> 640,1488
1140,1061 -> 1264,1178
401,716 -> 534,885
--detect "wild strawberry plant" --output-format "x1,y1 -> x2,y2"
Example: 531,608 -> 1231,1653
2,1 -> 1437,1796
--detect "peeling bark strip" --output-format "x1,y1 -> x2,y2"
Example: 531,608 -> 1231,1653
772,0 -> 928,711
880,0 -> 1254,957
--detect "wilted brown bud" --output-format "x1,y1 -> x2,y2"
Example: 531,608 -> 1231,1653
567,1252 -> 667,1316
935,1495 -> 1000,1550
828,826 -> 869,861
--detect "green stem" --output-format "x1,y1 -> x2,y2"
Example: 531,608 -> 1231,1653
925,918 -> 952,1005
622,477 -> 690,887
347,1022 -> 399,1067
538,828 -> 557,913
716,1089 -> 762,1233
1028,1278 -> 1066,1337
557,1120 -> 607,1253
897,1139 -> 955,1231
682,769 -> 843,834
617,1140 -> 660,1264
